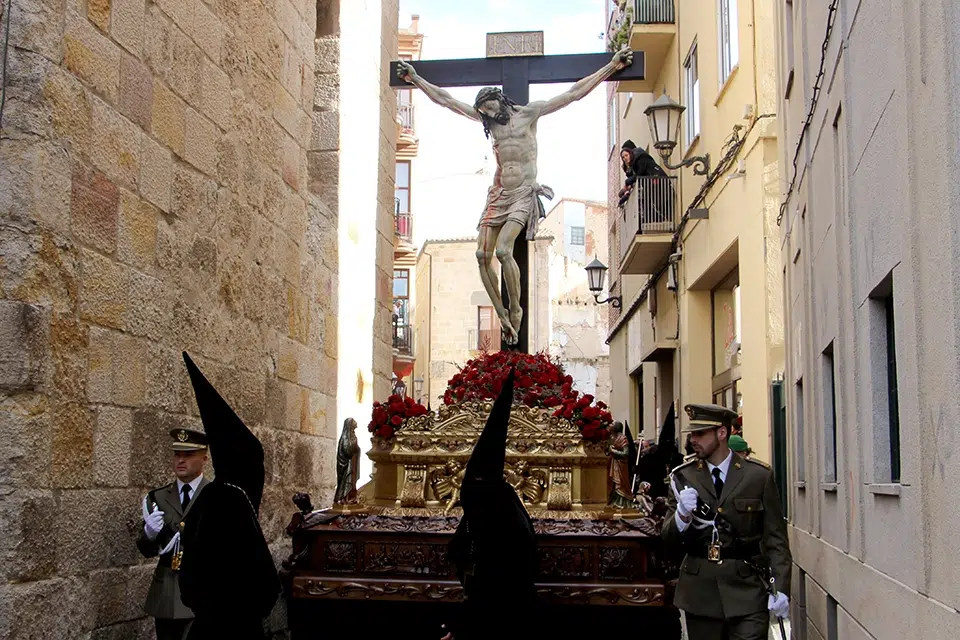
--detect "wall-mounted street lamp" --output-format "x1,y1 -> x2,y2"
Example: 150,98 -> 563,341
414,376 -> 424,402
644,92 -> 711,176
585,258 -> 622,308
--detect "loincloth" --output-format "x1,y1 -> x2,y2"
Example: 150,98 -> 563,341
477,183 -> 555,241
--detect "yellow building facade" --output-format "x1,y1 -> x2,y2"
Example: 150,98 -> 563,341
604,0 -> 783,463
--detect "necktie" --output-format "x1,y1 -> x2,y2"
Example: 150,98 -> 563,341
181,484 -> 191,510
712,468 -> 724,499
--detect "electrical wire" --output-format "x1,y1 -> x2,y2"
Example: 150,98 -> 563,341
776,0 -> 840,227
0,0 -> 11,135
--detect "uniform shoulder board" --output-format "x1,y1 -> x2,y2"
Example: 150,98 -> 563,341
744,457 -> 771,470
671,457 -> 697,474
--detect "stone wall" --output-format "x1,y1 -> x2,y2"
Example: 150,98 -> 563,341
0,0 -> 340,636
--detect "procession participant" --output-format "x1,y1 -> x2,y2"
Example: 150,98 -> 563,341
663,404 -> 792,640
444,369 -> 538,640
177,353 -> 281,640
136,428 -> 209,640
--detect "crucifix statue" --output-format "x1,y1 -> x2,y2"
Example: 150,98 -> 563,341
392,36 -> 644,352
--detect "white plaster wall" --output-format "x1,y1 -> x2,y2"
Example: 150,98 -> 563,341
337,0 -> 384,483
778,0 -> 960,632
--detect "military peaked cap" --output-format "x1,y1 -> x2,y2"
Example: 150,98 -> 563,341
684,403 -> 739,432
169,427 -> 208,451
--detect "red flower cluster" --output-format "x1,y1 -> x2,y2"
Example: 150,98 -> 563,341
550,390 -> 613,442
368,395 -> 428,439
442,351 -> 613,442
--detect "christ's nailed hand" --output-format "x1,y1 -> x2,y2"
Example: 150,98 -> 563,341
397,60 -> 416,82
613,46 -> 634,70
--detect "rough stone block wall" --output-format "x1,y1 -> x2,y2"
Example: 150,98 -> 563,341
0,0 -> 336,636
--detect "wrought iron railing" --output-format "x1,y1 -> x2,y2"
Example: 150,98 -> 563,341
634,0 -> 675,24
398,103 -> 415,131
395,211 -> 413,242
393,322 -> 414,356
618,175 -> 678,265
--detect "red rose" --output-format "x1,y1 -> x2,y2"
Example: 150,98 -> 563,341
597,401 -> 607,410
582,394 -> 594,404
389,402 -> 405,415
390,415 -> 403,427
368,420 -> 376,432
601,411 -> 612,423
564,375 -> 573,385
576,396 -> 590,409
544,396 -> 561,408
373,401 -> 381,408
582,406 -> 600,420
404,396 -> 414,407
562,406 -> 574,419
598,428 -> 610,441
456,386 -> 466,399
378,424 -> 394,439
374,407 -> 388,426
444,390 -> 454,404
388,395 -> 401,404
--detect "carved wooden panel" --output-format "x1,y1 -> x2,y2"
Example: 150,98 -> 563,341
599,546 -> 636,580
546,467 -> 572,510
538,545 -> 592,580
363,542 -> 451,577
400,464 -> 427,507
324,541 -> 358,573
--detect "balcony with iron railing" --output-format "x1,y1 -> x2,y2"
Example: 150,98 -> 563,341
398,103 -> 415,132
395,204 -> 414,245
618,175 -> 678,275
611,0 -> 676,92
393,321 -> 414,358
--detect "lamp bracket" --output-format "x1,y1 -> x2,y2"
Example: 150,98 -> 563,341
663,152 -> 711,176
593,294 -> 622,309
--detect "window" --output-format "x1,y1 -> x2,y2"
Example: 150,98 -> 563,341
795,379 -> 805,482
827,594 -> 838,640
711,272 -> 740,375
684,43 -> 700,145
608,97 -> 618,155
570,226 -> 585,246
393,269 -> 409,325
822,342 -> 838,483
870,274 -> 901,483
395,160 -> 411,214
718,0 -> 740,85
477,306 -> 501,352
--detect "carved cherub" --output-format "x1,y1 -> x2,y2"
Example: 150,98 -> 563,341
430,460 -> 465,515
504,460 -> 547,505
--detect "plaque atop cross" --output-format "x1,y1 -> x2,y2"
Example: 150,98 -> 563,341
391,33 -> 645,354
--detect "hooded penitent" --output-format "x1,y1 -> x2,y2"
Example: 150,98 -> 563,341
177,353 -> 279,637
181,352 -> 265,511
446,369 -> 538,638
634,403 -> 684,499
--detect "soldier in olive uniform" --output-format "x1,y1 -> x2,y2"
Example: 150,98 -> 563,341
137,428 -> 209,640
663,404 -> 792,640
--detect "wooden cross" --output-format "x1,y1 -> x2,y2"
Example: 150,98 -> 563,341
390,36 -> 645,353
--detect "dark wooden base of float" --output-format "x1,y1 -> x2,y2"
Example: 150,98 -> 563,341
282,509 -> 682,639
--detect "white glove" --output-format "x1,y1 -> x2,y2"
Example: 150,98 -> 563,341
768,592 -> 790,618
159,531 -> 180,556
144,509 -> 166,541
675,486 -> 699,519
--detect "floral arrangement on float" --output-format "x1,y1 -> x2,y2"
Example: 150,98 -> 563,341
369,351 -> 613,443
367,394 -> 429,440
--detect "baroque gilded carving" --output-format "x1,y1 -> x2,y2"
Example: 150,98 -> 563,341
505,460 -> 547,504
599,547 -> 635,580
364,543 -> 450,576
429,460 -> 465,514
546,468 -> 572,510
400,464 -> 427,508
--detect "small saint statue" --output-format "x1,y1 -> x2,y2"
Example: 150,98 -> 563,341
334,418 -> 361,505
607,421 -> 633,509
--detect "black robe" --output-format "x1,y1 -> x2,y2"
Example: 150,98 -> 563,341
178,482 -> 280,639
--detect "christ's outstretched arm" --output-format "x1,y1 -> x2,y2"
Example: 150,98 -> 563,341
531,47 -> 634,117
397,61 -> 480,121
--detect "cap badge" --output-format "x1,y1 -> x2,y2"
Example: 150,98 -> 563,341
177,430 -> 188,442
685,406 -> 696,419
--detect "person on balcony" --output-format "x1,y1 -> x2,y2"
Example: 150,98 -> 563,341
618,140 -> 675,231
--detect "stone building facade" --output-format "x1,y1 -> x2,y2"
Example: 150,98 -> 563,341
536,198 -> 611,403
0,0 -> 397,637
776,0 -> 960,637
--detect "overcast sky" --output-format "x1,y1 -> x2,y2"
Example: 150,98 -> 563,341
397,0 -> 610,246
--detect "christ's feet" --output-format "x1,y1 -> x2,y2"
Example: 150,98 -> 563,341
499,314 -> 519,346
509,307 -> 523,340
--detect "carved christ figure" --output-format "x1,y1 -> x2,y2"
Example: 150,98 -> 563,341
397,48 -> 633,345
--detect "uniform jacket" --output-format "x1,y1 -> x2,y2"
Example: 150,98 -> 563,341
136,478 -> 208,619
662,453 -> 791,619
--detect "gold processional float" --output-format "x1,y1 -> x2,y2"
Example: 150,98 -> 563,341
281,352 -> 679,636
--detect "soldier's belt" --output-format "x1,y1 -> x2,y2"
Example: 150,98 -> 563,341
686,543 -> 761,561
